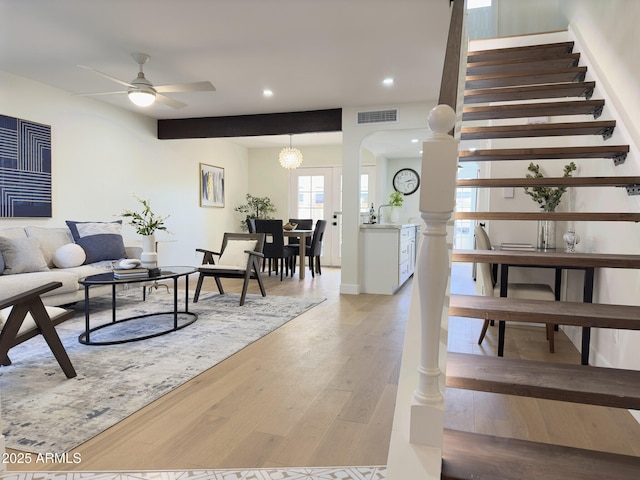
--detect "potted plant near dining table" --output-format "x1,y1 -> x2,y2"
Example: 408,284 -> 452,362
121,194 -> 169,267
524,161 -> 577,250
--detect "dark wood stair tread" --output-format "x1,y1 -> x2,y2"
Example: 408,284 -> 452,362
461,120 -> 615,140
463,100 -> 605,121
465,67 -> 587,90
449,294 -> 640,331
451,248 -> 640,269
459,145 -> 629,162
466,53 -> 580,76
454,211 -> 640,222
446,352 -> 640,409
457,176 -> 640,188
442,428 -> 640,480
465,82 -> 595,104
467,41 -> 575,63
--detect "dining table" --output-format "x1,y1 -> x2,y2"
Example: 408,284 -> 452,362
283,229 -> 313,279
451,248 -> 640,364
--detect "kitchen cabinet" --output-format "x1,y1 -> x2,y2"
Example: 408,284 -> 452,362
360,224 -> 419,294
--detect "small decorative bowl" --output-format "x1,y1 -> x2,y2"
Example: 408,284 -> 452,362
283,222 -> 298,231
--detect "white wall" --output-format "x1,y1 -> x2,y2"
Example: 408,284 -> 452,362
340,102 -> 437,294
560,1 -> 640,386
246,144 -> 343,222
0,71 -> 250,267
472,16 -> 640,390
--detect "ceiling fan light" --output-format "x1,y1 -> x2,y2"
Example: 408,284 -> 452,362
279,147 -> 303,169
128,89 -> 156,107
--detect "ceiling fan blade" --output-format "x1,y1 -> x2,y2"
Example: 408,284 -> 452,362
155,93 -> 187,109
77,65 -> 133,88
155,81 -> 216,93
74,91 -> 127,97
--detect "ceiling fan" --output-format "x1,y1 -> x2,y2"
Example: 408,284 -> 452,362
77,52 -> 215,109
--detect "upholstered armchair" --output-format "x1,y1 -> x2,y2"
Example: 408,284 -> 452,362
193,233 -> 266,306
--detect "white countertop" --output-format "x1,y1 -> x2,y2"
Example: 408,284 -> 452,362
360,223 -> 419,230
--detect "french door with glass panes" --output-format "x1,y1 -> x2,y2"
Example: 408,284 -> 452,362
289,166 -> 376,269
290,167 -> 340,266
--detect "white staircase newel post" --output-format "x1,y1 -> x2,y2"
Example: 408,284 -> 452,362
410,104 -> 458,445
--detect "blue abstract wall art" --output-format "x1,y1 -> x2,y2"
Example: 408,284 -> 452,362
0,114 -> 52,217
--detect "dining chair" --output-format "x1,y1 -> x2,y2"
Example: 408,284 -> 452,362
291,219 -> 328,278
193,232 -> 266,306
286,218 -> 313,248
474,225 -> 557,352
254,219 -> 295,280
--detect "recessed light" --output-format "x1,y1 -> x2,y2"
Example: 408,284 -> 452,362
411,138 -> 419,143
382,77 -> 394,86
263,89 -> 273,97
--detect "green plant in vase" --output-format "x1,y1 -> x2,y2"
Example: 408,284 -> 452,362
234,193 -> 277,231
389,191 -> 404,207
121,194 -> 169,235
524,161 -> 576,250
524,161 -> 577,212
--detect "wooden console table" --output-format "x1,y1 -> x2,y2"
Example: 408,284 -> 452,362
451,249 -> 640,364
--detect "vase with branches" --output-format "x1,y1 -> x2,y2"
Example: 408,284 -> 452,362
120,194 -> 169,235
234,194 -> 277,231
120,194 -> 169,267
523,161 -> 577,212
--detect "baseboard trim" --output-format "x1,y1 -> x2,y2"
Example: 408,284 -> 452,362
340,283 -> 360,295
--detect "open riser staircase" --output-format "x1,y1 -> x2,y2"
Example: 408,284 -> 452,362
442,39 -> 640,479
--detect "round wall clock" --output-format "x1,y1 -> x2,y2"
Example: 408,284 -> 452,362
392,168 -> 420,195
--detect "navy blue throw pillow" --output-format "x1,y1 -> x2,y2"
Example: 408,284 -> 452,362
65,220 -> 127,264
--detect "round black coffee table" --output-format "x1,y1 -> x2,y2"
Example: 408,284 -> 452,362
78,266 -> 197,345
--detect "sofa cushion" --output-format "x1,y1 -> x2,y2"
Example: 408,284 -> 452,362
65,220 -> 127,264
53,243 -> 86,268
0,271 -> 82,301
25,226 -> 74,268
0,227 -> 28,239
0,237 -> 49,275
0,227 -> 29,275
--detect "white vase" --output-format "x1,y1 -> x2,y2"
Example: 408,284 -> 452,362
140,233 -> 158,268
390,206 -> 401,224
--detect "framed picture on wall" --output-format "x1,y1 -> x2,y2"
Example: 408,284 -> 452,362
200,163 -> 224,208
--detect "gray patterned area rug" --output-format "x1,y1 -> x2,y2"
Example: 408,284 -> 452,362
0,289 -> 324,454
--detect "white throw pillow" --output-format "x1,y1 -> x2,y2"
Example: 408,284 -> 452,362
218,240 -> 257,267
0,237 -> 49,275
53,243 -> 87,268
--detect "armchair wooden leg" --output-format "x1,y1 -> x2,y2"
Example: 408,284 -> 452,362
30,301 -> 76,378
193,274 -> 205,302
0,299 -> 76,379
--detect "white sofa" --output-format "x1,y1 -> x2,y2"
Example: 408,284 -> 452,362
0,225 -> 140,307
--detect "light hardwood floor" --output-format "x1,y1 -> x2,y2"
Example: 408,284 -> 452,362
7,263 -> 640,472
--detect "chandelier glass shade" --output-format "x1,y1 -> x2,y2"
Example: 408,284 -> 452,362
279,136 -> 303,169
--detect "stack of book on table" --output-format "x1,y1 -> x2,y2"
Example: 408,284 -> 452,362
113,268 -> 149,279
500,242 -> 536,251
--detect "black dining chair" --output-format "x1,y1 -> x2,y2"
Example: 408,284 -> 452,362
254,219 -> 295,280
291,219 -> 327,278
286,218 -> 313,248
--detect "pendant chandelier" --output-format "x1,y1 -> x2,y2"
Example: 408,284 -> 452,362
279,135 -> 303,169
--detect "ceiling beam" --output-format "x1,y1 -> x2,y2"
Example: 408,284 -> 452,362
157,108 -> 342,140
